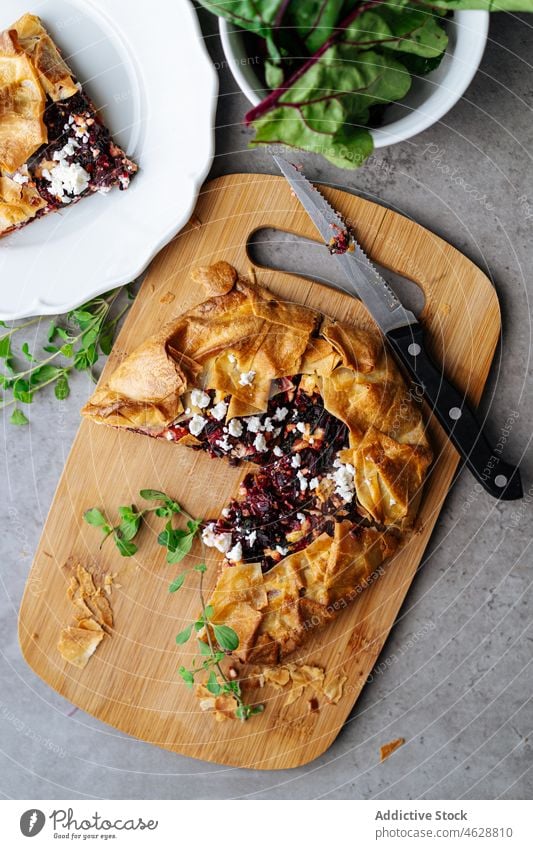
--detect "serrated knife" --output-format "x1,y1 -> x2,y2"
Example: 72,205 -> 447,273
274,155 -> 522,501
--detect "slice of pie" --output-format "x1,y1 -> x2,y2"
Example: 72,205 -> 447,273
82,261 -> 432,665
0,14 -> 137,237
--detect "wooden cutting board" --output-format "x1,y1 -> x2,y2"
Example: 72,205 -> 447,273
19,174 -> 500,770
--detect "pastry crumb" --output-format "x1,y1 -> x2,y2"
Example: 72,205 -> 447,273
159,291 -> 175,304
57,563 -> 114,668
380,737 -> 405,761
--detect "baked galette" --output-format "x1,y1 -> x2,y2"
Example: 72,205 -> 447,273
0,13 -> 137,237
82,262 -> 432,665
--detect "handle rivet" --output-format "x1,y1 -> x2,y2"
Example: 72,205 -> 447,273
449,407 -> 462,420
408,343 -> 421,356
495,474 -> 508,488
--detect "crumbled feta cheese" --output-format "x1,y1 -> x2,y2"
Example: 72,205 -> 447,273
263,417 -> 275,432
253,433 -> 268,453
309,477 -> 319,490
202,524 -> 232,553
246,416 -> 262,433
12,171 -> 29,185
297,470 -> 308,492
274,406 -> 288,422
276,545 -> 288,556
211,400 -> 228,421
228,353 -> 237,363
185,407 -> 191,415
188,414 -> 207,436
330,460 -> 355,503
274,427 -> 282,438
273,445 -> 284,458
191,388 -> 210,409
296,422 -> 306,434
221,507 -> 231,518
228,419 -> 243,438
165,431 -> 173,441
42,160 -> 90,202
226,541 -> 243,562
389,498 -> 397,506
297,513 -> 306,522
239,370 -> 256,386
246,530 -> 257,546
216,434 -> 232,452
291,453 -> 301,469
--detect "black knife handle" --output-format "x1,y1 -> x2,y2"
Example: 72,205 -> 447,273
387,323 -> 522,501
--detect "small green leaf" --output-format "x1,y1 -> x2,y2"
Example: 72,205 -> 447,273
194,563 -> 207,573
10,408 -> 29,426
206,671 -> 221,696
213,624 -> 239,652
114,536 -> 138,557
98,324 -> 115,355
56,327 -> 72,342
60,343 -> 74,358
47,321 -> 57,343
203,604 -> 214,620
54,375 -> 70,400
176,623 -> 193,645
43,345 -> 60,354
169,573 -> 186,593
198,640 -> 212,656
117,504 -> 142,540
21,342 -> 36,362
83,507 -> 108,527
178,666 -> 194,688
140,489 -> 170,502
13,378 -> 33,404
0,335 -> 11,359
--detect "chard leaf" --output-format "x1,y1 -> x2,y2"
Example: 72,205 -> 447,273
287,0 -> 345,52
252,48 -> 411,168
197,0 -> 284,37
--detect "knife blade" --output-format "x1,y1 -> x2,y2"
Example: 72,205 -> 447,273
273,155 -> 522,501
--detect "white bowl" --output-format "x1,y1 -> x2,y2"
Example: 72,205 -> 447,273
219,11 -> 489,149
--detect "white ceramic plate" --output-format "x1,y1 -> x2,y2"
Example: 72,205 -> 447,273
219,11 -> 488,149
0,0 -> 217,320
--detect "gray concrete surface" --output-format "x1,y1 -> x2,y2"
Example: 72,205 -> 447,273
2,10 -> 533,800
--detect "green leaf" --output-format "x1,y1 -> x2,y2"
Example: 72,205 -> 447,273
206,671 -> 221,696
198,640 -> 212,656
0,335 -> 11,359
117,504 -> 142,540
21,342 -> 36,362
83,507 -> 109,527
114,536 -> 138,557
140,489 -> 170,502
54,375 -> 70,400
213,624 -> 239,652
176,623 -> 193,645
43,345 -> 60,354
10,408 -> 29,426
196,0 -> 284,39
60,343 -> 74,358
29,365 -> 63,388
56,327 -> 72,342
178,666 -> 195,688
194,563 -> 207,573
203,604 -> 214,620
47,321 -> 57,343
98,324 -> 115,355
169,573 -> 187,593
13,378 -> 33,404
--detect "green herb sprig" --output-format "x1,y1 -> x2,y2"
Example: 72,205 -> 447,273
83,488 -> 264,720
0,285 -> 135,425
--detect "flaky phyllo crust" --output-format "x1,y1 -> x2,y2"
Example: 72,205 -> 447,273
82,262 -> 432,665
